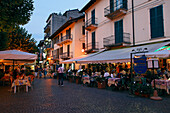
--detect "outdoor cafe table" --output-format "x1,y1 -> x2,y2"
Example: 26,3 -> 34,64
151,79 -> 170,94
108,78 -> 121,87
82,76 -> 90,85
11,79 -> 31,93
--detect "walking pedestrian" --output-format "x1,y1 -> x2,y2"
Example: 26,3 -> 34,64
38,66 -> 42,78
35,65 -> 38,78
43,66 -> 47,78
58,64 -> 64,86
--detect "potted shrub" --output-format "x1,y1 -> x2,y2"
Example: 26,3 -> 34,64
96,77 -> 106,89
139,84 -> 153,98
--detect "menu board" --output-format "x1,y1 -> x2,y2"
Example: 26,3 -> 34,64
147,60 -> 159,68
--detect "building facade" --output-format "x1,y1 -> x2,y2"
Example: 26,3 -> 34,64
80,0 -> 170,52
42,9 -> 84,68
50,15 -> 85,69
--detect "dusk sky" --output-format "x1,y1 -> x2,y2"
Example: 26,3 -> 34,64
24,0 -> 89,44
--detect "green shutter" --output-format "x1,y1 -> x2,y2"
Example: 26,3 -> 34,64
92,32 -> 96,49
115,19 -> 123,44
150,5 -> 164,38
123,0 -> 127,10
110,0 -> 114,13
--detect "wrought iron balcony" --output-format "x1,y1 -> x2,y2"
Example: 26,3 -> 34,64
57,34 -> 73,46
60,52 -> 73,59
44,23 -> 51,33
53,53 -> 59,60
103,33 -> 130,47
85,17 -> 98,31
85,42 -> 99,52
52,50 -> 59,60
104,1 -> 128,20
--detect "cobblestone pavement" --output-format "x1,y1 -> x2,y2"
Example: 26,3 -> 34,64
0,79 -> 170,113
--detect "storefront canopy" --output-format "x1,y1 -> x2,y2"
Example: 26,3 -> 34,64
77,42 -> 170,64
0,50 -> 37,65
145,49 -> 170,58
61,49 -> 105,64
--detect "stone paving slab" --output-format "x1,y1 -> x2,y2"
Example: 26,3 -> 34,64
0,79 -> 170,113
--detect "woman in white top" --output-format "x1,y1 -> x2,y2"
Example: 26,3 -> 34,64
111,71 -> 117,78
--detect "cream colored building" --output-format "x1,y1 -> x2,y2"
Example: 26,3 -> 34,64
80,0 -> 170,52
50,15 -> 85,69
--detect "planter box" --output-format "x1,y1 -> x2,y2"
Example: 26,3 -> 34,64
98,81 -> 106,89
69,78 -> 73,83
76,78 -> 81,84
134,92 -> 140,96
141,94 -> 150,98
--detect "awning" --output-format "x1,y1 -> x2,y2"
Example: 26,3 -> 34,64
77,42 -> 170,63
145,49 -> 170,58
61,49 -> 105,64
61,55 -> 89,64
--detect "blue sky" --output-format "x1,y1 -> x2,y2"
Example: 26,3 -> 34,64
24,0 -> 89,44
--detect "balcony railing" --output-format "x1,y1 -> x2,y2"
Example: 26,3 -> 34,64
52,50 -> 59,60
85,17 -> 98,31
85,42 -> 99,52
57,34 -> 73,45
60,52 -> 73,59
44,23 -> 51,33
53,52 -> 59,59
104,1 -> 128,20
103,33 -> 130,47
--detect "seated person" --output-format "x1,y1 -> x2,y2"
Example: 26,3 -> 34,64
18,72 -> 25,80
4,71 -> 10,77
162,74 -> 168,80
104,70 -> 110,77
111,71 -> 116,78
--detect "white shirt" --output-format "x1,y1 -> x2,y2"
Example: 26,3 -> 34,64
111,73 -> 116,78
58,67 -> 64,73
104,72 -> 110,77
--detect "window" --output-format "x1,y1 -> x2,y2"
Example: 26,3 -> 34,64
91,9 -> 95,24
150,5 -> 164,38
60,33 -> 63,41
66,28 -> 71,39
115,19 -> 123,44
92,32 -> 96,49
82,43 -> 85,49
60,47 -> 63,55
57,36 -> 59,43
82,26 -> 85,35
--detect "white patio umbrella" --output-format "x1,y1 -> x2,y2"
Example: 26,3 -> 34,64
0,50 -> 37,70
145,50 -> 170,58
0,50 -> 37,60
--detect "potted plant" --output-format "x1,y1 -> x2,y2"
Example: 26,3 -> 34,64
139,84 -> 153,98
96,77 -> 106,89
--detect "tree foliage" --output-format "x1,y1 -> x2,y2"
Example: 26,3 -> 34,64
0,0 -> 34,31
7,26 -> 38,53
0,32 -> 9,50
0,0 -> 36,52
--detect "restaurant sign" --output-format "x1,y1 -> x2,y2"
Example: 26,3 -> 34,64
133,55 -> 147,74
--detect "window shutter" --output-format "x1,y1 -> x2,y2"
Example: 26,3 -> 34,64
150,5 -> 164,38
